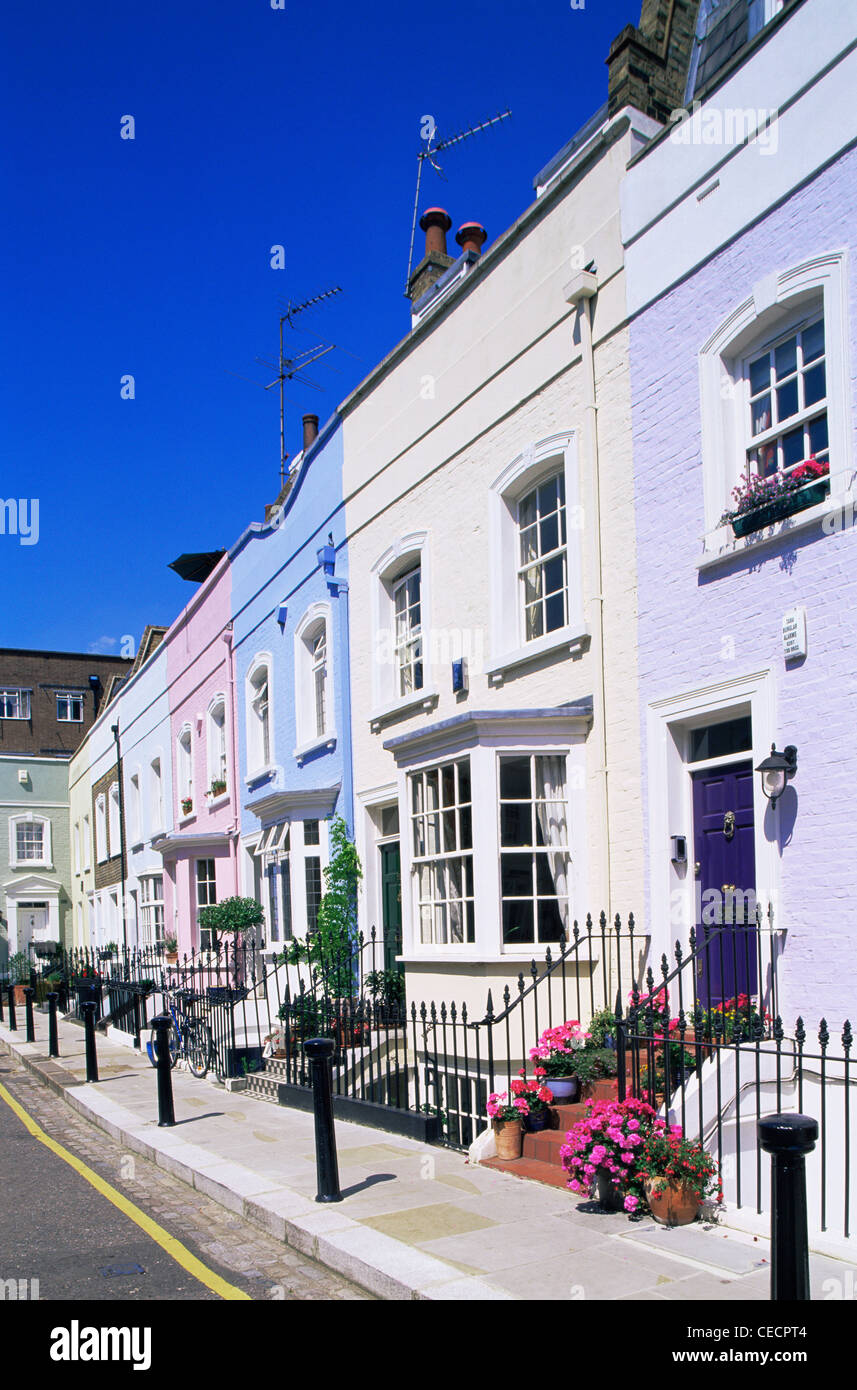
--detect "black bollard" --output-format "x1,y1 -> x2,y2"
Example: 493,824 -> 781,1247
7,985 -> 17,1031
304,1037 -> 342,1203
47,993 -> 59,1058
151,1013 -> 176,1127
23,987 -> 35,1043
81,1000 -> 99,1082
0,983 -> 4,1023
758,1112 -> 818,1301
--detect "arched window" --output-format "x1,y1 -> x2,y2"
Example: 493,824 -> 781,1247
207,696 -> 228,795
177,725 -> 193,814
246,657 -> 273,774
294,608 -> 334,754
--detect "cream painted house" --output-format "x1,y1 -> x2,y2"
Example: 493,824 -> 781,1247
341,105 -> 660,1015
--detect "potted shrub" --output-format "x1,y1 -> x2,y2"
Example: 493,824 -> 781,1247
586,1006 -> 620,1050
509,1070 -> 554,1132
569,1047 -> 619,1099
98,941 -> 118,962
529,1019 -> 591,1101
560,1097 -> 674,1213
34,939 -> 59,961
164,934 -> 179,964
638,1130 -> 721,1227
9,952 -> 31,1004
486,1091 -> 526,1160
720,455 -> 829,537
209,779 -> 227,797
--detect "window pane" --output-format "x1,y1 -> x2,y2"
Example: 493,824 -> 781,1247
501,853 -> 533,896
545,590 -> 566,633
538,476 -> 558,515
525,601 -> 543,641
519,523 -> 538,567
500,756 -> 531,800
501,802 -> 531,847
441,763 -> 455,808
803,362 -> 826,408
751,393 -> 772,435
503,900 -> 534,945
543,555 -> 565,597
774,335 -> 797,380
518,489 -> 536,530
808,414 -> 829,455
749,354 -> 770,395
458,805 -> 472,851
456,759 -> 471,804
535,802 -> 568,848
442,809 -> 456,853
304,819 -> 320,846
537,899 -> 566,944
776,378 -> 798,423
539,512 -> 559,555
802,319 -> 824,363
782,427 -> 805,469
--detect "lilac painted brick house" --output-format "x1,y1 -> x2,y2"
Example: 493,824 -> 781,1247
623,0 -> 857,1035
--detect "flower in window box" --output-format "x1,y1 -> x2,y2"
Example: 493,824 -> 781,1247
209,780 -> 227,798
181,796 -> 193,815
720,455 -> 829,535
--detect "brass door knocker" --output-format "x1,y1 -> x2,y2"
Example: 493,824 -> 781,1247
723,810 -> 735,841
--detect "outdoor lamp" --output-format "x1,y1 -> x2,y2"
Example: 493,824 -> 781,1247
755,744 -> 798,807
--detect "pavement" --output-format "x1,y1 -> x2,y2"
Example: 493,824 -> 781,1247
2,1009 -> 855,1302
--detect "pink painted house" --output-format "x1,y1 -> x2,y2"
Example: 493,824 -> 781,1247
155,556 -> 241,955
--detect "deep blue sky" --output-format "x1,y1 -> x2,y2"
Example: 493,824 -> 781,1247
2,0 -> 637,655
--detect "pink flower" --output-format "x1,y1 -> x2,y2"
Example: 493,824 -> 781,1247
513,1098 -> 529,1114
624,1195 -> 639,1213
620,1151 -> 634,1165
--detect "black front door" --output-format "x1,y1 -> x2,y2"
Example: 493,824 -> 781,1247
380,843 -> 402,975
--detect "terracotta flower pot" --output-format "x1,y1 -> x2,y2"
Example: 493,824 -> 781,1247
493,1118 -> 523,1160
643,1177 -> 701,1227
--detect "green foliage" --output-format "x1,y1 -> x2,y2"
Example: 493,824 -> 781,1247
586,1007 -> 619,1049
364,969 -> 406,1008
164,934 -> 178,954
282,817 -> 362,997
197,896 -> 265,938
568,1048 -> 618,1084
9,952 -> 30,984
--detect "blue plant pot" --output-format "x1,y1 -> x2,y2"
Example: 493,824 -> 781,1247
546,1076 -> 580,1102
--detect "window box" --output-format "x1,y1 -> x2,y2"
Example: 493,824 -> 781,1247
181,797 -> 194,816
730,480 -> 830,536
208,780 -> 227,798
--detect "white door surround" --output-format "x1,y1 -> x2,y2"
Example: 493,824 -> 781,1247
3,874 -> 62,956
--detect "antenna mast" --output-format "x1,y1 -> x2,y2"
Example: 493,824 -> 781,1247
405,108 -> 511,294
266,286 -> 342,487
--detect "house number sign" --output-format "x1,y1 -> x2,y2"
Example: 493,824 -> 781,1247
782,606 -> 807,661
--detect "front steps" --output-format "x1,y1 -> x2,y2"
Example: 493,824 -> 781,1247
483,1080 -> 619,1192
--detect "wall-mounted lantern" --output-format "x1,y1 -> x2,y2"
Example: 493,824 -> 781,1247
755,744 -> 798,808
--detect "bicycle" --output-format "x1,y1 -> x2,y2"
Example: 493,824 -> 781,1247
146,987 -> 215,1079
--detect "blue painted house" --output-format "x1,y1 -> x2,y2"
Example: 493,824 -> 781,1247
229,414 -> 353,952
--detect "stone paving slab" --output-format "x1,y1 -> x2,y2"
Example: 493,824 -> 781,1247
2,1012 -> 855,1302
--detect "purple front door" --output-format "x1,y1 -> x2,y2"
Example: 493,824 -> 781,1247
692,760 -> 758,1008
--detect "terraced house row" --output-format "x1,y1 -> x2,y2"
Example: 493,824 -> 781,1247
3,0 -> 855,1186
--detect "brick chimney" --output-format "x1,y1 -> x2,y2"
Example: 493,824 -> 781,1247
407,208 -> 455,303
302,414 -> 319,451
455,222 -> 488,257
606,0 -> 702,125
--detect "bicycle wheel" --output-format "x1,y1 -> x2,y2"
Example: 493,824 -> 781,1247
185,1021 -> 210,1079
148,1020 -> 179,1068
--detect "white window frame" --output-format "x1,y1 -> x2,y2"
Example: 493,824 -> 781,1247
108,781 -> 120,858
246,654 -> 274,779
698,252 -> 854,564
196,857 -> 218,951
149,755 -> 164,834
83,813 -> 91,871
177,724 -> 193,815
73,820 -> 81,875
409,756 -> 475,948
9,813 -> 52,869
129,769 -> 142,844
139,873 -> 165,947
57,691 -> 84,723
497,751 -> 571,950
369,532 -> 439,728
293,604 -> 336,759
0,688 -> 31,720
207,695 -> 228,797
486,433 -> 586,682
95,793 -> 107,863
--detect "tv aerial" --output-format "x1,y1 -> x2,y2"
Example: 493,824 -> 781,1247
227,285 -> 344,489
405,107 -> 511,295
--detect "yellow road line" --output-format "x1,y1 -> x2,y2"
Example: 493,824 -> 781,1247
0,1079 -> 251,1301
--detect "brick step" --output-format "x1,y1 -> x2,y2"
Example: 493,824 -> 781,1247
482,1155 -> 572,1190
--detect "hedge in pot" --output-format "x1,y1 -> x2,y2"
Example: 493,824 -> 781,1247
280,816 -> 362,1000
529,1020 -> 591,1101
637,1130 -> 721,1227
197,896 -> 265,944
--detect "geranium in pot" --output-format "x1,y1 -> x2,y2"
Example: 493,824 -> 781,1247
529,1020 -> 591,1101
560,1097 -> 671,1213
509,1071 -> 554,1132
638,1130 -> 721,1227
486,1091 -> 528,1160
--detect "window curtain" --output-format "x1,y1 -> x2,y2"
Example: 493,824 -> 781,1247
534,756 -> 570,931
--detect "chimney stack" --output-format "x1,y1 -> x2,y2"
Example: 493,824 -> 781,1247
455,222 -> 488,257
407,207 -> 455,304
302,414 -> 319,452
606,0 -> 701,124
